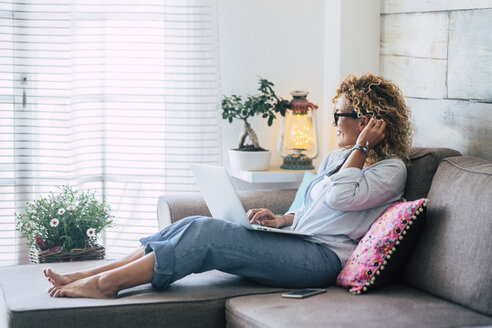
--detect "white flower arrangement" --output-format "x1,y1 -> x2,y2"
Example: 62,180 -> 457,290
86,228 -> 96,237
16,186 -> 114,252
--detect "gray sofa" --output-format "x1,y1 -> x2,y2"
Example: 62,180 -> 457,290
1,147 -> 491,328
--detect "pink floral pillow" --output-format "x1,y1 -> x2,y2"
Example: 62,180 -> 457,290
336,198 -> 428,294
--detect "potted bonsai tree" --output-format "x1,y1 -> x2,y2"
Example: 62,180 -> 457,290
222,78 -> 288,170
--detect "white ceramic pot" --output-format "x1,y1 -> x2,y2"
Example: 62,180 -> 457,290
228,149 -> 271,171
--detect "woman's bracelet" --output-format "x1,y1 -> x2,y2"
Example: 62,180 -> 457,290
352,142 -> 369,156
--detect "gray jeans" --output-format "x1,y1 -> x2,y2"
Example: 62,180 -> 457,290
140,216 -> 341,290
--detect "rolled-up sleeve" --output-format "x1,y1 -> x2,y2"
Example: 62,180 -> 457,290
325,159 -> 407,211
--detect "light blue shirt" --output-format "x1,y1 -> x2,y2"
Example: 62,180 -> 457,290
290,148 -> 407,266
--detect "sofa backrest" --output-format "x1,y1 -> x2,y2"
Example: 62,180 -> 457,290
403,156 -> 492,316
404,147 -> 462,201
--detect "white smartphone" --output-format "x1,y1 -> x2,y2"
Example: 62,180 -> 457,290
281,288 -> 326,299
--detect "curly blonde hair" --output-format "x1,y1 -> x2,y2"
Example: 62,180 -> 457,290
333,74 -> 413,165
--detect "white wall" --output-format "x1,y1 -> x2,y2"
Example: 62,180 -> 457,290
218,0 -> 380,176
218,0 -> 325,170
323,0 -> 380,155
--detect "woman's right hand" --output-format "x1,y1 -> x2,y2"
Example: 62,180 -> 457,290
356,117 -> 386,149
246,208 -> 289,228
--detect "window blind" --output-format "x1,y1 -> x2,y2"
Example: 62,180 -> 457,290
0,0 -> 221,265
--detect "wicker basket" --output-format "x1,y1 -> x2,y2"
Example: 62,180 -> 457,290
30,244 -> 105,264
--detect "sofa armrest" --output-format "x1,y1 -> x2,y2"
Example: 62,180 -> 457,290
157,189 -> 297,230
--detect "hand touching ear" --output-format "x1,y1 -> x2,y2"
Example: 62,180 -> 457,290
357,117 -> 386,149
340,117 -> 386,171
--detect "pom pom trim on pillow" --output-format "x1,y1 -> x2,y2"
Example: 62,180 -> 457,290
336,198 -> 429,295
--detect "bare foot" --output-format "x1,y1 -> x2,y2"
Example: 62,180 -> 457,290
48,274 -> 118,299
43,268 -> 86,287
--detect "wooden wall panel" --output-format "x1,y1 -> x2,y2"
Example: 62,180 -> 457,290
448,9 -> 492,101
381,1 -> 491,160
408,97 -> 492,161
381,12 -> 448,59
382,0 -> 492,14
380,55 -> 447,99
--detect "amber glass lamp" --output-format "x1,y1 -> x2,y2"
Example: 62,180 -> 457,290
277,91 -> 319,170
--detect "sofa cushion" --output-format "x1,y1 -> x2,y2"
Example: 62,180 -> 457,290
0,260 -> 287,328
288,171 -> 316,212
403,156 -> 492,316
336,198 -> 427,294
404,147 -> 461,201
226,284 -> 492,328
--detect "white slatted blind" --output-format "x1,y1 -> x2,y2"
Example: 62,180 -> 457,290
0,0 -> 221,265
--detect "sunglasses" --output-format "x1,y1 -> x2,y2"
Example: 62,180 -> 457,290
333,112 -> 361,126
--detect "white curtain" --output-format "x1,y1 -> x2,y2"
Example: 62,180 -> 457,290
0,0 -> 221,265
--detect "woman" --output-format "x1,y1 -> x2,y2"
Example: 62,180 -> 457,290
44,73 -> 412,298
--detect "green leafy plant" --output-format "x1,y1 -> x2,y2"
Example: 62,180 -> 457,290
15,185 -> 114,252
222,78 -> 289,151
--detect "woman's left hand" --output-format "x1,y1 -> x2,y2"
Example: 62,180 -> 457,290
247,208 -> 287,228
357,117 -> 386,149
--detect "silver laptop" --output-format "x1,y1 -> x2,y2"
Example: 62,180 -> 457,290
190,163 -> 311,236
